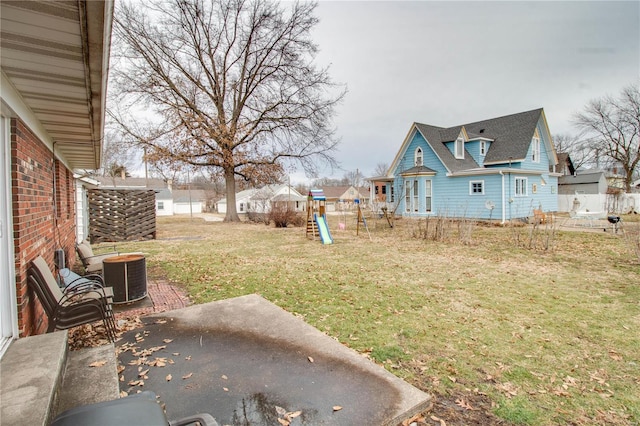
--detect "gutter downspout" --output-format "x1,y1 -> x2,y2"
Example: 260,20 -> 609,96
499,171 -> 506,224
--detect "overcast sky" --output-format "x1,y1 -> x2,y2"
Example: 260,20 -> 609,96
293,0 -> 639,182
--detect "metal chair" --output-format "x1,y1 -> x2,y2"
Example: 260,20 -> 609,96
28,256 -> 117,342
76,240 -> 120,274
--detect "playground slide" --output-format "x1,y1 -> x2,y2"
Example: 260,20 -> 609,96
315,214 -> 333,245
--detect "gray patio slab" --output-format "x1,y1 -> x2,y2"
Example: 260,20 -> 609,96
117,294 -> 431,425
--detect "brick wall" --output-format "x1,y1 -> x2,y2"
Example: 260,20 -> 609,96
11,118 -> 78,337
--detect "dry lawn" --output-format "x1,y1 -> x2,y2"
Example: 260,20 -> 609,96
112,214 -> 640,425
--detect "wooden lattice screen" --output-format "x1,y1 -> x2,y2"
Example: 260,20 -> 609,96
88,189 -> 156,243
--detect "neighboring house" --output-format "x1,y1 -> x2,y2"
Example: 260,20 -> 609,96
554,153 -> 575,176
217,184 -> 306,214
155,188 -> 174,217
172,189 -> 206,215
558,170 -> 607,213
376,109 -> 559,222
1,1 -> 113,349
321,186 -> 369,212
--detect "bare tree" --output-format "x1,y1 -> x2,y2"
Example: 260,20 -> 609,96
100,130 -> 140,181
111,0 -> 345,221
552,133 -> 598,171
342,169 -> 364,187
372,162 -> 389,177
574,84 -> 640,191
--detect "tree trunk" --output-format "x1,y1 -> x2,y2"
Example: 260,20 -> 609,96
224,167 -> 241,222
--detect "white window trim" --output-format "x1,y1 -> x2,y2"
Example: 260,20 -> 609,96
415,147 -> 423,166
515,177 -> 528,196
455,137 -> 464,159
532,137 -> 540,163
469,180 -> 484,195
425,180 -> 432,213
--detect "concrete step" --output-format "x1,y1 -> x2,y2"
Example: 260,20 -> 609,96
55,343 -> 120,416
0,331 -> 119,425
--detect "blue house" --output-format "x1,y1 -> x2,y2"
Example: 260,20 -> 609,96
374,109 -> 560,222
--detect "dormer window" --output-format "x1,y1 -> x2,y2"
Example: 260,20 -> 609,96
455,137 -> 464,159
415,147 -> 423,166
532,136 -> 540,163
532,129 -> 541,163
480,141 -> 486,156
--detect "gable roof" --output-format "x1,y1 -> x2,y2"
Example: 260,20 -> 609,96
405,109 -> 546,174
558,171 -> 605,185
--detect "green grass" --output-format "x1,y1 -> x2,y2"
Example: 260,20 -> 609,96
113,215 -> 640,425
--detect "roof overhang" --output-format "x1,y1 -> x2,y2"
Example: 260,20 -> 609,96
448,168 -> 546,177
0,0 -> 114,170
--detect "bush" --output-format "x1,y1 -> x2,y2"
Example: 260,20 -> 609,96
268,205 -> 301,228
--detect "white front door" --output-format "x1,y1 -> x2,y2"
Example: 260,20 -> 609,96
0,115 -> 17,358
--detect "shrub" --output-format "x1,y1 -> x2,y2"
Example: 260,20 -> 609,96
268,205 -> 300,228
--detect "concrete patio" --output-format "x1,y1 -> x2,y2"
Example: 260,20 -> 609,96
118,294 -> 432,425
1,281 -> 431,425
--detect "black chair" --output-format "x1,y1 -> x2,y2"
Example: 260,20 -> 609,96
51,391 -> 218,426
28,256 -> 117,342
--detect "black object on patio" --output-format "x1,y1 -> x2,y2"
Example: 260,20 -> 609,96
51,391 -> 218,426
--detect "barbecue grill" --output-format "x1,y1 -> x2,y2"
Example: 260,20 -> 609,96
607,215 -> 621,233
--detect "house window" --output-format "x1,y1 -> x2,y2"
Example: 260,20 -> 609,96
515,177 -> 527,196
390,185 -> 395,202
415,147 -> 423,166
413,180 -> 419,212
382,185 -> 386,195
480,141 -> 486,156
532,184 -> 538,194
157,201 -> 164,210
405,183 -> 411,213
455,137 -> 464,159
239,202 -> 245,212
470,180 -> 484,195
532,136 -> 540,163
425,180 -> 432,212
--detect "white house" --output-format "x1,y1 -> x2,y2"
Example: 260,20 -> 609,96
217,185 -> 306,214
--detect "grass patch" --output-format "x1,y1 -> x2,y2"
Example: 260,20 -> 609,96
494,396 -> 540,425
113,215 -> 640,425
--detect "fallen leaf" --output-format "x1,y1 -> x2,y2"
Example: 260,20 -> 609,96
608,350 -> 623,361
333,406 -> 342,412
166,374 -> 172,381
163,339 -> 173,343
138,369 -> 150,377
223,387 -> 229,392
277,419 -> 290,426
308,356 -> 314,363
185,356 -> 192,361
173,352 -> 180,356
221,375 -> 228,380
182,372 -> 193,380
455,398 -> 475,410
89,360 -> 107,368
275,406 -> 287,416
119,391 -> 128,398
287,411 -> 302,419
430,415 -> 446,426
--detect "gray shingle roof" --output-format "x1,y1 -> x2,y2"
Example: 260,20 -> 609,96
414,108 -> 543,172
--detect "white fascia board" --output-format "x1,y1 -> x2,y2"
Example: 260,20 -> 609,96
448,168 -> 545,177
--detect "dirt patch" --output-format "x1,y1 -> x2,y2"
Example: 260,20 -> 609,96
403,392 -> 511,426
